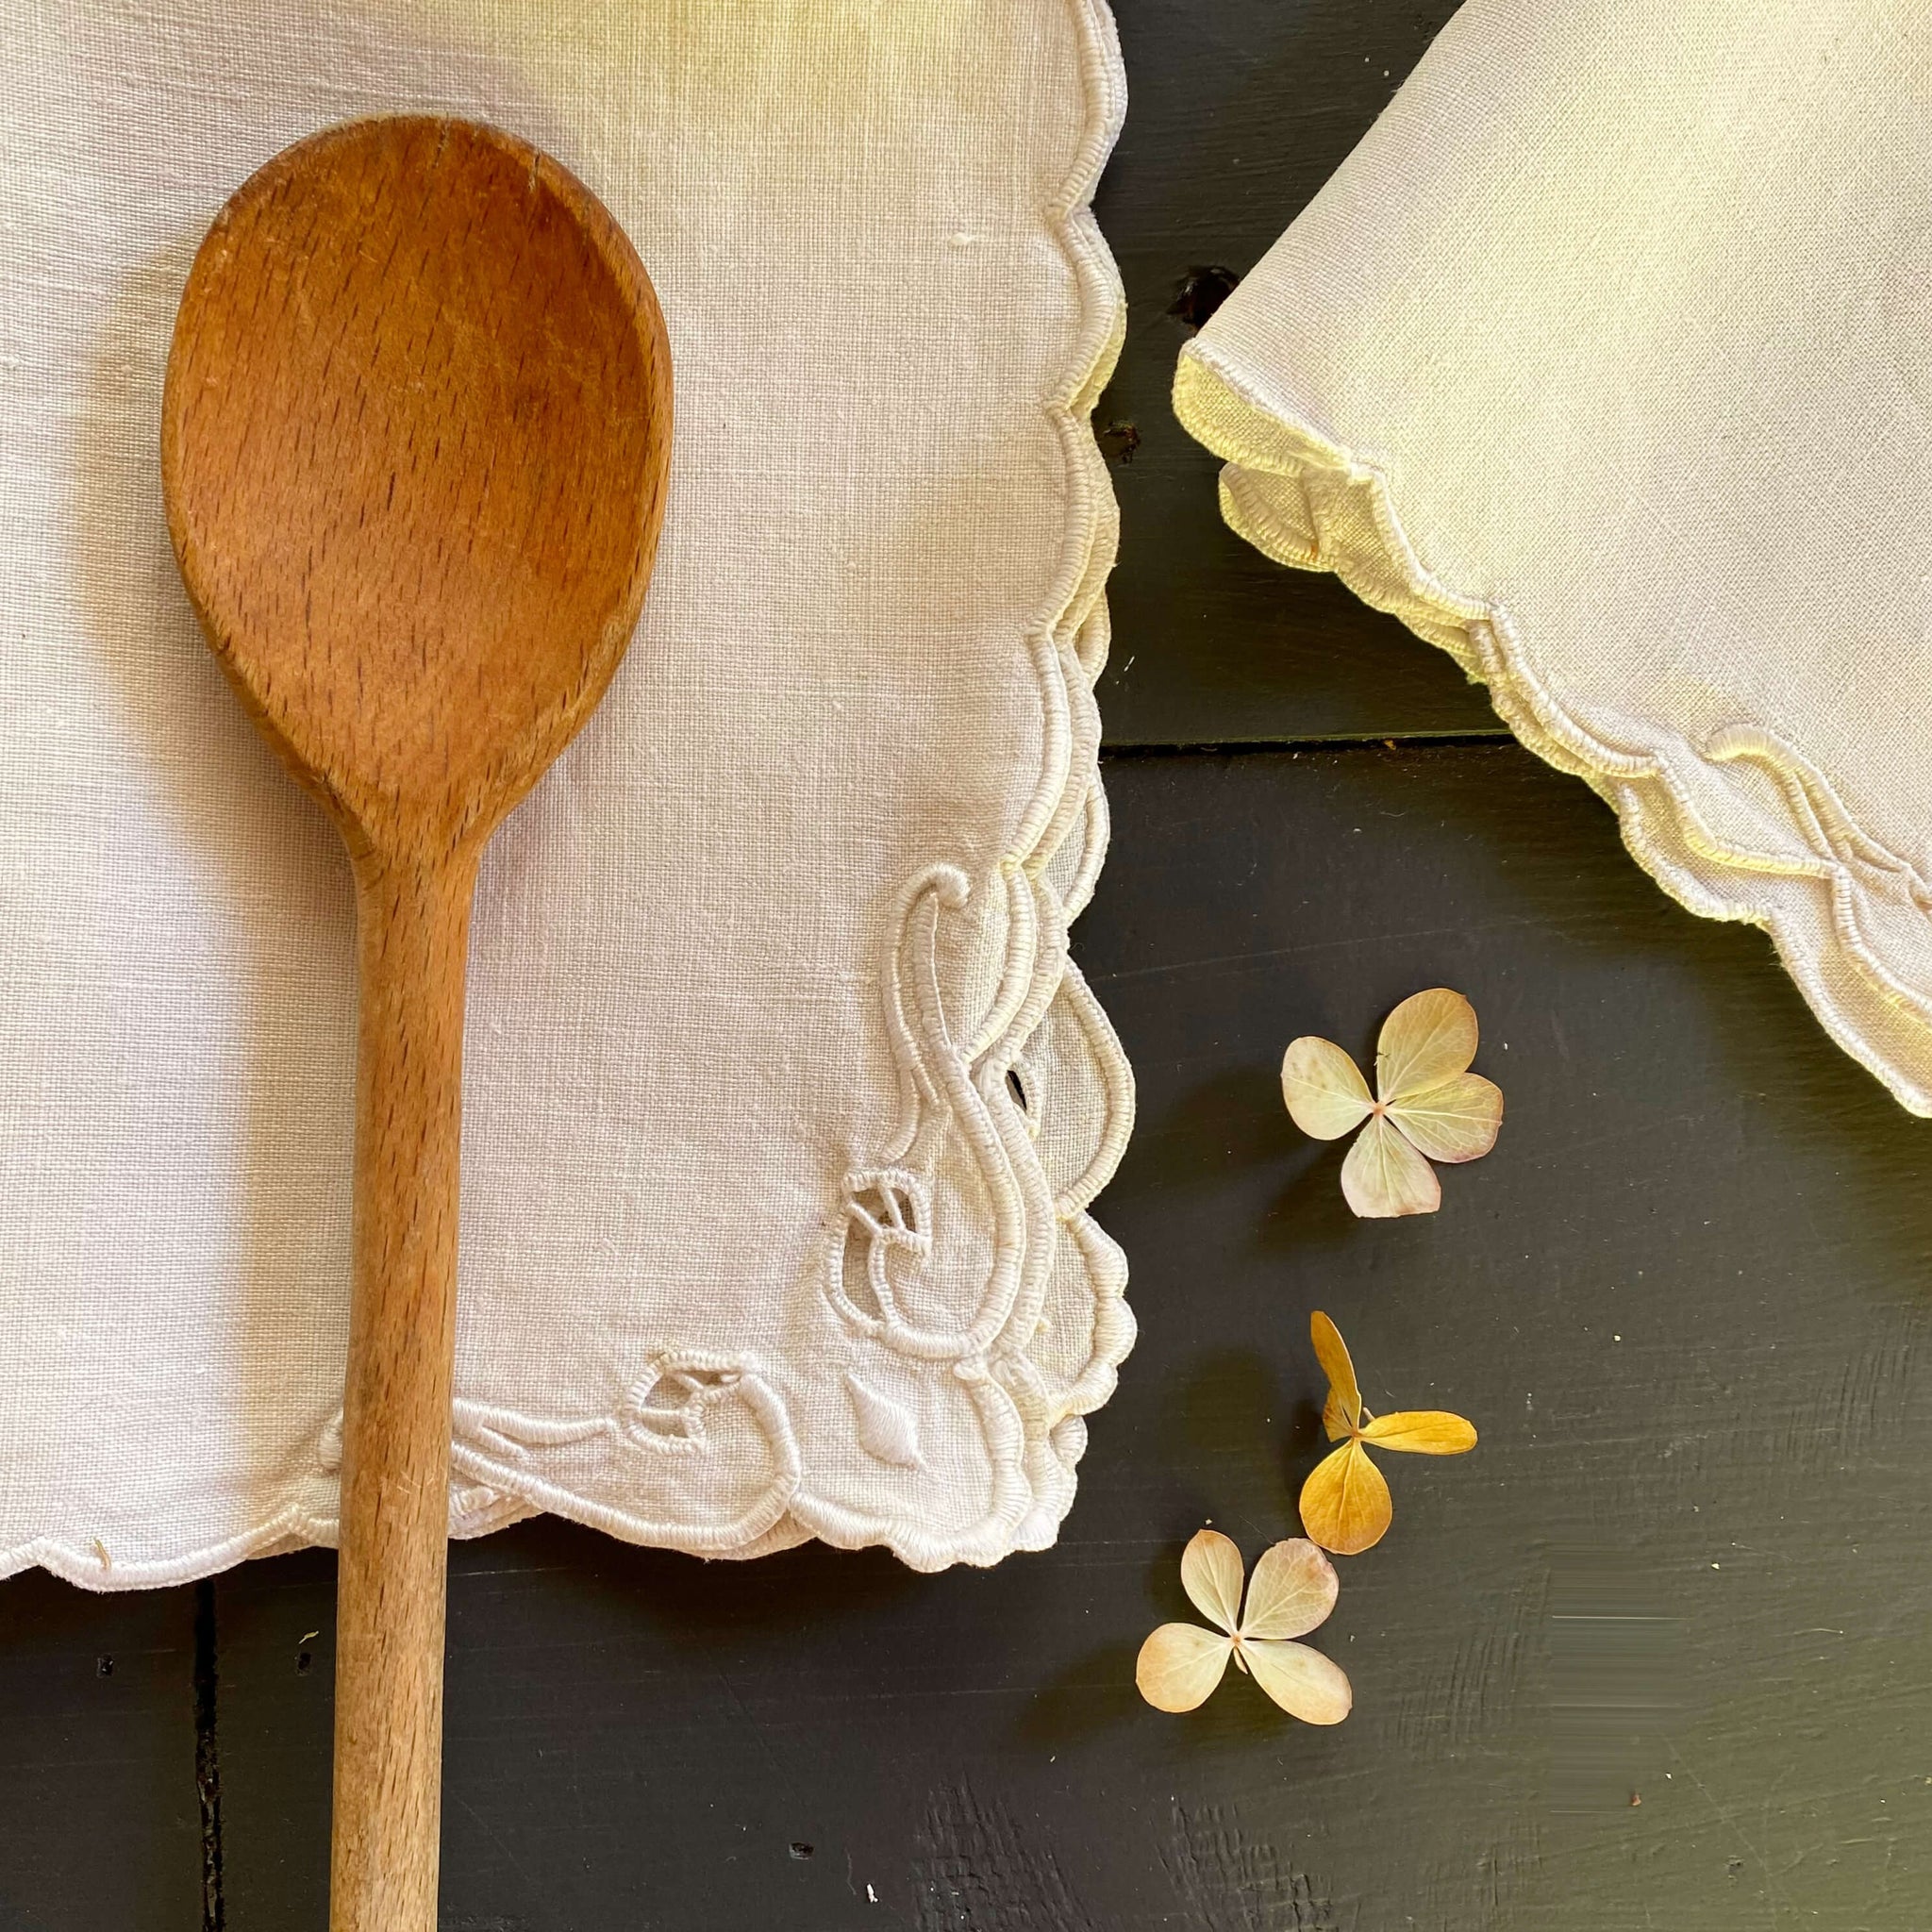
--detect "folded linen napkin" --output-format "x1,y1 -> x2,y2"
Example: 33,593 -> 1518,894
1,0 -> 1132,1586
1177,0 -> 1932,1113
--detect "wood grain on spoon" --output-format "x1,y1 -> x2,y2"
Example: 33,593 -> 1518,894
160,116 -> 672,1932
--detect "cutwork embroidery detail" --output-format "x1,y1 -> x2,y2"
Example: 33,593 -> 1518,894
3,0 -> 1135,1591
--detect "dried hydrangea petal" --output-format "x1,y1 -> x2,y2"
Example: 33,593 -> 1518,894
1241,1639 -> 1353,1724
1240,1538 -> 1339,1641
1179,1527 -> 1244,1635
1299,1437 -> 1393,1555
1340,1112 -> 1441,1218
1386,1072 -> 1503,1164
1136,1622 -> 1233,1712
1374,988 -> 1479,1102
1309,1310 -> 1361,1432
1281,1036 -> 1375,1141
1359,1410 -> 1479,1455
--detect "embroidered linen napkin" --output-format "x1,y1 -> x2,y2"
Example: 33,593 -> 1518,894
1,0 -> 1132,1586
1176,0 -> 1932,1113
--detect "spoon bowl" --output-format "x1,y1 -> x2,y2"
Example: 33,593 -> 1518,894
164,114 -> 670,859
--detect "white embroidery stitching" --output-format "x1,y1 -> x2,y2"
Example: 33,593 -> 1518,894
6,0 -> 1134,1590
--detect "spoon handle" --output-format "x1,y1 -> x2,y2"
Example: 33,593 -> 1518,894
331,848 -> 477,1932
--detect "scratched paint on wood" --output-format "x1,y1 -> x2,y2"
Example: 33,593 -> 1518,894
142,746 -> 1932,1931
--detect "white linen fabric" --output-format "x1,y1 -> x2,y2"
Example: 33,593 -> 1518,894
1176,0 -> 1932,1114
1,0 -> 1133,1587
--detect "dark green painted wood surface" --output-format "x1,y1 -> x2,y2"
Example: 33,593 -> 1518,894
195,748 -> 1932,1931
7,4 -> 1928,1929
0,1573 -> 203,1928
1092,0 -> 1500,746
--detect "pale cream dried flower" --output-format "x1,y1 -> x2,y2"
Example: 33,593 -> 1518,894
1135,1529 -> 1351,1723
1281,988 -> 1502,1217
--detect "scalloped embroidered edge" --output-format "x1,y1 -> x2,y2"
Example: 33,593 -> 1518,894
6,0 -> 1135,1592
629,0 -> 1136,1574
1174,339 -> 1932,1119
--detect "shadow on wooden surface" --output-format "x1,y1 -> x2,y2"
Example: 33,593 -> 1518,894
1094,0 -> 1498,747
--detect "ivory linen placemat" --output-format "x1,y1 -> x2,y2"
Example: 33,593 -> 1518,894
1,0 -> 1133,1586
1177,0 -> 1932,1114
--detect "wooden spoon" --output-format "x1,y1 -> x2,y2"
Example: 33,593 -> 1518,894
160,116 -> 673,1930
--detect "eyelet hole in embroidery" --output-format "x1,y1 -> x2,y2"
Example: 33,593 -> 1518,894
625,1361 -> 743,1443
852,1174 -> 923,1240
833,1167 -> 934,1330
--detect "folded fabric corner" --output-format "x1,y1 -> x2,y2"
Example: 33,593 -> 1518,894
1177,0 -> 1932,1117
